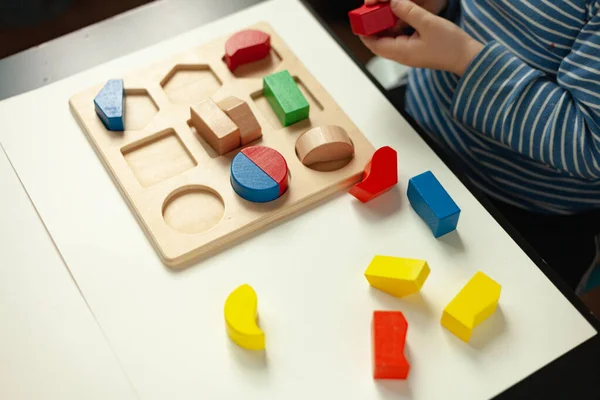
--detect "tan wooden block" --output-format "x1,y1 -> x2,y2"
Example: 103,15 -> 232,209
217,96 -> 262,146
190,99 -> 240,155
295,125 -> 354,165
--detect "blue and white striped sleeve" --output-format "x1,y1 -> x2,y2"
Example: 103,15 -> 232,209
450,16 -> 600,180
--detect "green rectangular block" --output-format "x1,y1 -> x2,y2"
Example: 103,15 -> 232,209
263,70 -> 310,127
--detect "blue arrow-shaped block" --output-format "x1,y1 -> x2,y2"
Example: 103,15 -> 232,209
94,79 -> 124,131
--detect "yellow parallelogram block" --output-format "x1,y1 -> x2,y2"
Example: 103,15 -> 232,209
224,284 -> 265,350
364,256 -> 430,297
441,271 -> 501,343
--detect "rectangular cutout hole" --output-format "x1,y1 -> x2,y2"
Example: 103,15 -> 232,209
251,76 -> 324,129
294,77 -> 324,111
121,129 -> 197,187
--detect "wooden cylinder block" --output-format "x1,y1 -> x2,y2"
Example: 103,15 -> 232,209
295,125 -> 354,166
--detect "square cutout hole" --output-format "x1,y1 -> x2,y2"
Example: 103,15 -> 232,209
121,129 -> 197,187
251,76 -> 323,129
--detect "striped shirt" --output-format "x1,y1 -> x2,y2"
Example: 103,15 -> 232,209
405,0 -> 600,214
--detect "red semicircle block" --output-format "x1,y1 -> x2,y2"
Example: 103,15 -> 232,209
225,29 -> 271,72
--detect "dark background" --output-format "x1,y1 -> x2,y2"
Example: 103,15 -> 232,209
0,0 -> 371,62
0,0 -> 153,58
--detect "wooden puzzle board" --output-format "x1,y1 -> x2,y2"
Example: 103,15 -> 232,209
69,22 -> 375,267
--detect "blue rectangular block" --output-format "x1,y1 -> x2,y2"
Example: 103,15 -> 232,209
407,171 -> 461,238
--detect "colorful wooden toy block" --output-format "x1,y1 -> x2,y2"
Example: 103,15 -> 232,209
295,125 -> 354,166
231,153 -> 279,203
441,271 -> 501,343
225,29 -> 271,72
349,3 -> 399,36
224,284 -> 265,350
190,98 -> 240,155
407,171 -> 460,238
349,146 -> 398,203
365,256 -> 430,298
372,311 -> 410,380
263,70 -> 310,127
241,146 -> 288,196
230,146 -> 288,203
94,79 -> 125,131
217,96 -> 262,146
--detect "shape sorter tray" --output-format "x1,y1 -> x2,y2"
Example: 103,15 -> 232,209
69,22 -> 375,268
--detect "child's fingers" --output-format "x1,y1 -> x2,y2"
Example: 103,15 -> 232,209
360,35 -> 413,61
364,0 -> 389,5
390,0 -> 433,31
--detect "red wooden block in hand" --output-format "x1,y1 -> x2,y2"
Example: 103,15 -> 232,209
348,3 -> 399,36
349,146 -> 398,203
242,146 -> 289,196
225,29 -> 271,72
372,311 -> 410,380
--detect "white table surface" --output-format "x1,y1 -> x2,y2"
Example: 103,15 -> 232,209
0,0 -> 596,399
0,145 -> 137,400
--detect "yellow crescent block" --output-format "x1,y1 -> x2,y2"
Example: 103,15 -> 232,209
224,284 -> 265,350
441,271 -> 501,343
364,256 -> 430,297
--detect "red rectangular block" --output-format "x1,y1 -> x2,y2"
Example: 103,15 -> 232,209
349,3 -> 398,36
372,311 -> 410,380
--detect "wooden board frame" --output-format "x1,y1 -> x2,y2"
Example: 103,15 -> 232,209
69,22 -> 375,268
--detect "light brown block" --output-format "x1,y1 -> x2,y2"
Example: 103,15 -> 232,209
217,96 -> 262,146
190,99 -> 240,155
295,125 -> 354,165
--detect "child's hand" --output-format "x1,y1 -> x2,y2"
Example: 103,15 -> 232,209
364,0 -> 448,35
360,0 -> 484,76
365,0 -> 448,17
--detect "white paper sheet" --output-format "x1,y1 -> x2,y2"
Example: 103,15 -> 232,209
0,1 -> 595,399
0,145 -> 137,400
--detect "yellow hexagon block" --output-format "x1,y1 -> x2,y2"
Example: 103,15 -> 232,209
364,256 -> 430,297
441,271 -> 501,343
224,284 -> 265,350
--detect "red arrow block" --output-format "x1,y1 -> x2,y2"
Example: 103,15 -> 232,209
349,146 -> 398,203
349,3 -> 399,36
372,311 -> 410,380
225,29 -> 271,72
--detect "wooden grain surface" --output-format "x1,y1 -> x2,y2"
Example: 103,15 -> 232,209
69,22 -> 375,267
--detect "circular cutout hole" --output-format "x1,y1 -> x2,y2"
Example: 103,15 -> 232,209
162,186 -> 224,234
295,125 -> 355,172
